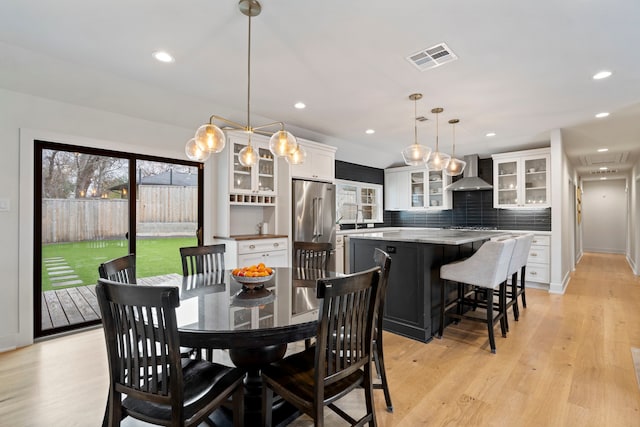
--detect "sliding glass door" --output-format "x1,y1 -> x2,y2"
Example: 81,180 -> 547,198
35,141 -> 203,337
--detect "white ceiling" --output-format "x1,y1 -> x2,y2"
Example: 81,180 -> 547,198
1,0 -> 639,178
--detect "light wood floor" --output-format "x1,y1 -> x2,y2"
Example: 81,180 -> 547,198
1,253 -> 639,426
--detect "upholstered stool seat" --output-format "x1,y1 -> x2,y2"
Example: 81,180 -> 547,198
438,239 -> 516,353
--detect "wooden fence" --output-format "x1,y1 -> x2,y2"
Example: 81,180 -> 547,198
42,186 -> 197,243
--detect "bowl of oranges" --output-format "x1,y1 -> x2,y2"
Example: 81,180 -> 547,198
231,263 -> 274,288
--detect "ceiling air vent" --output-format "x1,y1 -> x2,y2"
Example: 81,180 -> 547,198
590,169 -> 618,175
407,43 -> 458,71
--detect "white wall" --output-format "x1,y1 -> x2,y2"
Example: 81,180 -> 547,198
549,129 -> 575,294
1,88 -> 217,351
582,179 -> 628,254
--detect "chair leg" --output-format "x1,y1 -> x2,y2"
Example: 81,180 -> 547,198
511,272 -> 520,321
232,382 -> 244,427
520,266 -> 527,308
363,364 -> 377,427
486,288 -> 496,353
374,338 -> 393,412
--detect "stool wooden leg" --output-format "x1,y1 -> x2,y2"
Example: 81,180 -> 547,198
520,266 -> 527,308
439,279 -> 446,338
499,282 -> 507,338
511,272 -> 520,321
486,288 -> 496,353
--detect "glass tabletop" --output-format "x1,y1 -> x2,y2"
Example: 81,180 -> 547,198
157,267 -> 342,334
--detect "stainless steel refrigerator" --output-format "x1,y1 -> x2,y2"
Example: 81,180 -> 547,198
292,179 -> 336,267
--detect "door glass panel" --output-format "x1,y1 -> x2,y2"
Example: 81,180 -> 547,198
40,149 -> 128,333
497,160 -> 518,205
135,160 -> 198,278
232,143 -> 252,192
257,147 -> 274,192
410,171 -> 424,207
524,158 -> 547,204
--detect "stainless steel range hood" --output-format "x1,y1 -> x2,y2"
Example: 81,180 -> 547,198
445,155 -> 493,191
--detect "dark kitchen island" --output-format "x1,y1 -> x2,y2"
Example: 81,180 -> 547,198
347,228 -> 505,343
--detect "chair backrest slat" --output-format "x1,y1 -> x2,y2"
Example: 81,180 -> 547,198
180,244 -> 226,276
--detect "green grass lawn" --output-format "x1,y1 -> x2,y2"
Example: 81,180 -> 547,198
41,237 -> 197,291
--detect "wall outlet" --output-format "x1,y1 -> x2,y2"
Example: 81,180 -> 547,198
0,198 -> 9,212
367,223 -> 374,228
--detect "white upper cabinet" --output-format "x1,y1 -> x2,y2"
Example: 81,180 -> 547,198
384,166 -> 452,210
492,147 -> 550,208
384,168 -> 410,210
290,139 -> 336,183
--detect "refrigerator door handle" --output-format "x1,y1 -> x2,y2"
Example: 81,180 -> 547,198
316,197 -> 324,237
312,197 -> 318,237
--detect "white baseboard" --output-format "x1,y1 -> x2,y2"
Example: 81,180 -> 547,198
627,255 -> 638,276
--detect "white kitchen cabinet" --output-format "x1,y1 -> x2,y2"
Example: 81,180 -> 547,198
215,237 -> 288,269
384,165 -> 451,210
228,134 -> 277,204
290,139 -> 336,183
525,234 -> 550,284
384,168 -> 410,210
492,148 -> 550,209
236,238 -> 288,268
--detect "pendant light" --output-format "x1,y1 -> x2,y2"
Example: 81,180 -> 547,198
286,144 -> 307,165
186,0 -> 298,164
443,119 -> 467,176
401,93 -> 432,166
426,107 -> 450,171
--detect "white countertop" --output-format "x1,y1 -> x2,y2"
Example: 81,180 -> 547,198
342,228 -> 508,245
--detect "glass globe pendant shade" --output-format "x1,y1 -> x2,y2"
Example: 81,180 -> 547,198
195,123 -> 226,153
269,130 -> 298,157
444,157 -> 467,176
426,151 -> 451,171
402,144 -> 431,166
185,138 -> 211,162
285,144 -> 306,165
238,144 -> 258,167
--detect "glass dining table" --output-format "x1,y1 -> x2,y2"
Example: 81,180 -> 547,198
151,267 -> 343,426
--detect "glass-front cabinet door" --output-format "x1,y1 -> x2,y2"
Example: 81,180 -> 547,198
427,170 -> 444,208
523,157 -> 547,205
231,142 -> 252,193
495,159 -> 519,206
256,147 -> 275,193
492,148 -> 550,208
410,171 -> 426,208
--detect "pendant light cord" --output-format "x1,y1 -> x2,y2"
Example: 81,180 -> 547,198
413,97 -> 418,144
246,8 -> 252,132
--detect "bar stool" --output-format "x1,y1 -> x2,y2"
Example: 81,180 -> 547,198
438,239 -> 516,353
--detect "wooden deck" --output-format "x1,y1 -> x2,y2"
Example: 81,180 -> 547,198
41,274 -> 183,331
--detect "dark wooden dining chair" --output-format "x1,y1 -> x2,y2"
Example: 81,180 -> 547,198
261,267 -> 381,427
96,279 -> 245,427
372,248 -> 393,412
293,241 -> 333,270
98,254 -> 136,284
179,244 -> 225,276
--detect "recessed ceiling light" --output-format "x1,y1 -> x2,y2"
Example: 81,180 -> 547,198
599,166 -> 608,170
486,132 -> 496,137
597,148 -> 608,152
593,70 -> 612,80
595,112 -> 610,118
152,51 -> 174,63
600,177 -> 607,180
294,102 -> 306,109
365,129 -> 375,135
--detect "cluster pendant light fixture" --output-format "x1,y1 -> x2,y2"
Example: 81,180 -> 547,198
401,93 -> 432,166
185,0 -> 298,165
425,107 -> 450,171
443,119 -> 466,176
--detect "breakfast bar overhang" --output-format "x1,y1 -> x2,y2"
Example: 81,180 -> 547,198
347,229 -> 506,342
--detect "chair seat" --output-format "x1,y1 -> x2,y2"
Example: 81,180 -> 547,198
122,358 -> 244,422
261,346 -> 365,409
